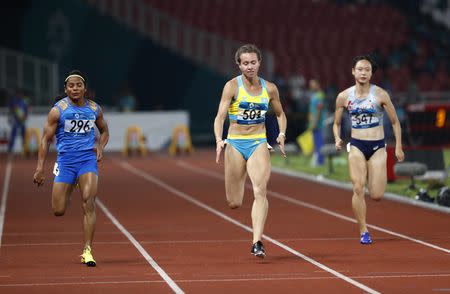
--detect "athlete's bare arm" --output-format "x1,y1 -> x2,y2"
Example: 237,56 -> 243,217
377,88 -> 404,162
333,90 -> 348,151
33,107 -> 60,187
94,108 -> 109,162
267,82 -> 287,157
214,79 -> 236,164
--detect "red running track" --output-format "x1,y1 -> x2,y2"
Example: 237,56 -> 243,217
0,150 -> 449,293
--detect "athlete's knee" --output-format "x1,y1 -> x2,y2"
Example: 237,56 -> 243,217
53,207 -> 65,216
353,183 -> 365,197
370,192 -> 383,201
252,183 -> 267,198
82,196 -> 96,213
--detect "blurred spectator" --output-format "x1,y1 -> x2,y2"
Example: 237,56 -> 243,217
118,85 -> 137,112
308,79 -> 326,167
7,89 -> 29,153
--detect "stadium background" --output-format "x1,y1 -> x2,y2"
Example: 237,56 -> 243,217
1,0 -> 449,148
0,1 -> 450,293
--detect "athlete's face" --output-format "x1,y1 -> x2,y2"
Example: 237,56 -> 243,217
352,60 -> 372,84
65,77 -> 86,100
238,53 -> 260,78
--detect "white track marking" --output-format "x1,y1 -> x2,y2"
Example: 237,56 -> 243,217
96,199 -> 184,294
119,161 -> 380,294
177,161 -> 450,254
0,158 -> 12,247
1,273 -> 450,287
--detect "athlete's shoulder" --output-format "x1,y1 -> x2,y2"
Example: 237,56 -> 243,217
372,84 -> 389,98
87,99 -> 100,112
262,79 -> 277,94
56,98 -> 69,111
224,78 -> 238,93
228,76 -> 239,86
48,106 -> 61,122
335,88 -> 351,107
338,86 -> 353,99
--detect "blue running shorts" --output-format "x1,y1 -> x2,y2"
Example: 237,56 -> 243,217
225,138 -> 267,161
53,150 -> 98,184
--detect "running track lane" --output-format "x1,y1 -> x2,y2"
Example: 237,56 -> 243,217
112,161 -> 378,293
1,152 -> 449,293
0,156 -> 179,294
125,151 -> 450,293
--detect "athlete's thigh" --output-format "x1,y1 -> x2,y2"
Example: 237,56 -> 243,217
52,182 -> 74,209
224,143 -> 247,199
367,148 -> 387,197
348,146 -> 368,187
78,172 -> 98,201
246,143 -> 270,187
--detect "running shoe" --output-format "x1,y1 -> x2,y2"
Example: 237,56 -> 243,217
80,246 -> 96,267
360,231 -> 373,245
251,241 -> 266,258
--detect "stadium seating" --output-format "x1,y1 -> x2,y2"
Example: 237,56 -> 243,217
144,0 -> 414,90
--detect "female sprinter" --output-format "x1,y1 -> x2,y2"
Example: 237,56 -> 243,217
333,55 -> 404,244
33,70 -> 109,266
214,44 -> 287,258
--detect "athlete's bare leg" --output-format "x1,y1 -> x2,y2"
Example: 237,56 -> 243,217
348,146 -> 368,234
247,143 -> 270,244
367,148 -> 387,201
78,172 -> 98,249
52,183 -> 75,216
224,144 -> 247,209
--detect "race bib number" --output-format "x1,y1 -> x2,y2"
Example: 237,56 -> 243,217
237,108 -> 266,121
351,113 -> 379,128
64,119 -> 95,133
53,162 -> 60,176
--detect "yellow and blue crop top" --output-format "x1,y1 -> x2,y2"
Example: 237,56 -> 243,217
228,75 -> 270,125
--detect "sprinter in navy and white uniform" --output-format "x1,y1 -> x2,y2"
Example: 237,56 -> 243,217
333,55 -> 404,245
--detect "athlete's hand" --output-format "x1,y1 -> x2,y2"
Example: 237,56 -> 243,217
335,138 -> 344,151
395,146 -> 404,162
96,146 -> 104,162
33,169 -> 45,187
276,133 -> 286,158
215,140 -> 225,164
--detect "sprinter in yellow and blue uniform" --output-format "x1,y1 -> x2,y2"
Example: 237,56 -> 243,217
226,75 -> 270,160
214,44 -> 287,258
333,55 -> 404,245
33,70 -> 109,267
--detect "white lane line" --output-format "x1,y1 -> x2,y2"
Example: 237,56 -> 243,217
272,166 -> 450,214
96,199 -> 184,294
2,272 -> 450,288
0,158 -> 12,247
177,161 -> 450,254
119,161 -> 380,294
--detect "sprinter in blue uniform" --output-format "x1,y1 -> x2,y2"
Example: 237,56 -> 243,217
333,56 -> 404,245
33,70 -> 109,266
